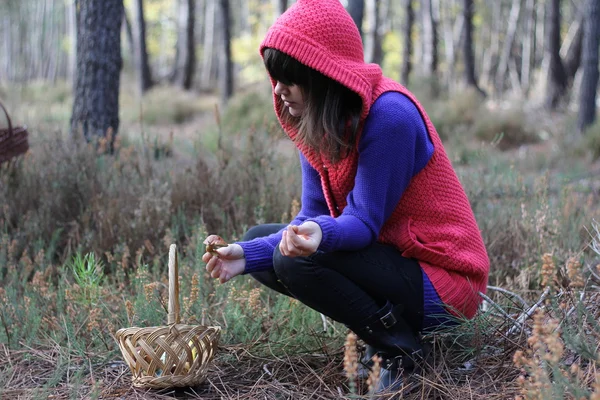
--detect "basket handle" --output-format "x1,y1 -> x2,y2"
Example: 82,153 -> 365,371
0,100 -> 13,135
168,244 -> 180,325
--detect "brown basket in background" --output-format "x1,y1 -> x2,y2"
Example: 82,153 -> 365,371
115,244 -> 221,389
0,100 -> 29,164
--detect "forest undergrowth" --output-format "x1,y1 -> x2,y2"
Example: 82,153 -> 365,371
0,82 -> 600,399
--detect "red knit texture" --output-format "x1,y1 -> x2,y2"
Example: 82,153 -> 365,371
261,0 -> 489,319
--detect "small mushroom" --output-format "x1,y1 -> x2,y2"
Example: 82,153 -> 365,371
203,235 -> 229,257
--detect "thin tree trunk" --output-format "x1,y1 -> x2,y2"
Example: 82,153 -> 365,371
535,0 -> 545,66
273,0 -> 288,19
482,1 -> 502,89
463,0 -> 485,96
495,0 -> 523,92
578,0 -> 600,132
347,0 -> 365,38
364,0 -> 383,64
201,0 -> 216,89
544,0 -> 568,110
67,0 -> 77,83
219,0 -> 233,105
132,0 -> 153,93
560,12 -> 584,83
2,14 -> 12,80
441,1 -> 463,89
401,0 -> 414,85
421,0 -> 438,76
70,0 -> 123,142
172,0 -> 196,90
123,11 -> 134,58
521,0 -> 536,94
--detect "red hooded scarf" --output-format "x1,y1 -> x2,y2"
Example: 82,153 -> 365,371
260,0 -> 489,318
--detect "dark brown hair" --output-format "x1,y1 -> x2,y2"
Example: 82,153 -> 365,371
263,47 -> 363,162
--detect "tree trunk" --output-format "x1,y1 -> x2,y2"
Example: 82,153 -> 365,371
441,1 -> 463,89
463,0 -> 485,95
201,0 -> 216,89
521,0 -> 536,94
482,0 -> 502,88
123,10 -> 134,57
67,0 -> 77,83
578,0 -> 600,133
400,0 -> 414,85
560,12 -> 584,83
421,0 -> 439,76
347,0 -> 365,38
364,0 -> 383,64
273,0 -> 288,18
535,0 -> 545,65
495,0 -> 523,92
544,0 -> 568,110
219,0 -> 233,106
70,0 -> 123,142
132,0 -> 153,93
173,0 -> 196,90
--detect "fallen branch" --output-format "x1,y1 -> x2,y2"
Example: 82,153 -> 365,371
507,286 -> 551,336
487,285 -> 530,308
479,291 -> 523,332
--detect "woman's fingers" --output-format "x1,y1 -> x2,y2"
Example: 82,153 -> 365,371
280,230 -> 290,256
280,225 -> 310,257
219,270 -> 231,284
287,225 -> 307,249
202,251 -> 213,263
210,263 -> 222,279
205,254 -> 219,273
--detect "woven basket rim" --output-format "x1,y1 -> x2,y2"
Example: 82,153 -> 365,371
115,245 -> 222,389
116,323 -> 221,332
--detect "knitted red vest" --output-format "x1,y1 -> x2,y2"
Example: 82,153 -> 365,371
261,0 -> 489,318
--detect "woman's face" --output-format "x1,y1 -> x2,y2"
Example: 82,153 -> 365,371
274,81 -> 304,117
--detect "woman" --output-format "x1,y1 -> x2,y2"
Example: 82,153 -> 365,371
203,0 -> 489,393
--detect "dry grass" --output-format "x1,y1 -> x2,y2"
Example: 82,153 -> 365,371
1,81 -> 599,399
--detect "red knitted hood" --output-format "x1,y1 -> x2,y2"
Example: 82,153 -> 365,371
260,0 -> 383,128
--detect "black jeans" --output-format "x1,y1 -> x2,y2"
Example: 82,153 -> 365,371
244,224 -> 424,333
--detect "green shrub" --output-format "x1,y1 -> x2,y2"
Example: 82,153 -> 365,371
427,88 -> 485,141
220,82 -> 281,135
583,119 -> 600,160
472,107 -> 539,150
120,85 -> 214,125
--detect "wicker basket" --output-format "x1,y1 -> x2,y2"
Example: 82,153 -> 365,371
115,244 -> 221,389
0,100 -> 29,164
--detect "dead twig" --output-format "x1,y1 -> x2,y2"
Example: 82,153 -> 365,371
507,286 -> 551,336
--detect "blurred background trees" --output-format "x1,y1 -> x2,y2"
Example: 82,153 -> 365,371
0,0 -> 598,136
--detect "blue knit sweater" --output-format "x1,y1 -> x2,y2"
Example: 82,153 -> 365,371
239,91 -> 448,328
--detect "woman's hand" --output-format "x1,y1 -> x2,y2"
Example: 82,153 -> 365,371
280,221 -> 322,257
202,235 -> 245,284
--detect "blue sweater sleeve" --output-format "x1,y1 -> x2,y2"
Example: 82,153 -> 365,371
239,152 -> 329,273
311,91 -> 434,251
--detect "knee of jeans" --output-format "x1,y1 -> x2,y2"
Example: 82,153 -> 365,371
242,225 -> 267,241
273,245 -> 314,287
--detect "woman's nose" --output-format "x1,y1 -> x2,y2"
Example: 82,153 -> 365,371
274,81 -> 288,96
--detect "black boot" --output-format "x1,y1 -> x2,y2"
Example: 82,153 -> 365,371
372,346 -> 429,394
349,301 -> 423,394
357,344 -> 378,379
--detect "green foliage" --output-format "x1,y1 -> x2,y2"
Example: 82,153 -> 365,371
68,252 -> 104,306
219,82 -> 281,135
425,87 -> 485,141
472,107 -> 539,150
381,31 -> 402,82
583,119 -> 600,160
120,85 -> 214,126
232,34 -> 269,85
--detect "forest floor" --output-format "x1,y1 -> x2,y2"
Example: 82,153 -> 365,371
1,81 -> 600,399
